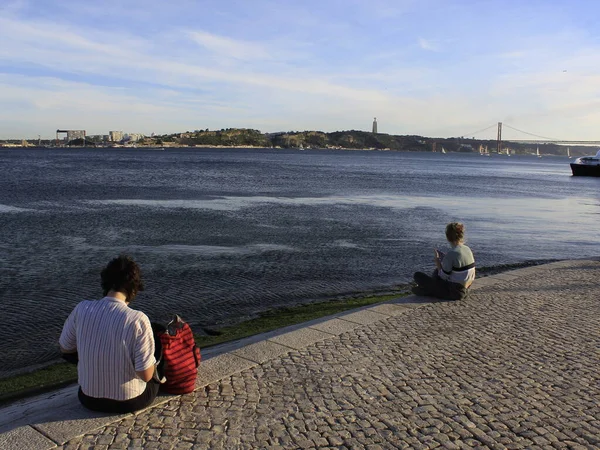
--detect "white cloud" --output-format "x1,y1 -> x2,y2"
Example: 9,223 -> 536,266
188,30 -> 271,60
2,2 -> 600,140
0,14 -> 395,106
418,37 -> 439,52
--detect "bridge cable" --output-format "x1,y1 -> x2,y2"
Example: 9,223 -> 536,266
458,123 -> 498,138
502,123 -> 558,141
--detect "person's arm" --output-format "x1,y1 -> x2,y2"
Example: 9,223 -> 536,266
133,315 -> 156,382
441,253 -> 453,274
136,366 -> 155,382
434,249 -> 444,270
437,250 -> 454,280
59,306 -> 78,353
60,345 -> 77,354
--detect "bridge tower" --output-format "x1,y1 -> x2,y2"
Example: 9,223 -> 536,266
497,122 -> 502,154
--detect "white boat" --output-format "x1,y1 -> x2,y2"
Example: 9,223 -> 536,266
441,147 -> 446,154
567,147 -> 572,158
536,146 -> 542,158
570,149 -> 600,176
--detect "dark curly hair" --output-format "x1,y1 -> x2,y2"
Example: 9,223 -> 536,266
101,255 -> 145,302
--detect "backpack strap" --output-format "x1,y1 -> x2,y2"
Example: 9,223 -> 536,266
193,344 -> 201,368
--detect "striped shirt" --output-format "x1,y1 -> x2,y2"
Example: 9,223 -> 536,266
59,296 -> 155,401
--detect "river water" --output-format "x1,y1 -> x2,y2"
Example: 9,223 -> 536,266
1,148 -> 598,377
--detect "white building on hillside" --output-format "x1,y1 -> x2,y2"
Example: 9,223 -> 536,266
109,131 -> 124,142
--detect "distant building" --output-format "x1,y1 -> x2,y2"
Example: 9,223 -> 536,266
372,117 -> 378,134
56,129 -> 86,144
88,135 -> 109,143
109,131 -> 124,142
124,133 -> 144,142
67,130 -> 85,141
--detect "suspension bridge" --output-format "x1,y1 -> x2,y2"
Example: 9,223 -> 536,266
459,123 -> 600,153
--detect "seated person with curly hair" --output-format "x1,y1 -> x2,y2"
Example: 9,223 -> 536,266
412,222 -> 476,300
59,255 -> 158,413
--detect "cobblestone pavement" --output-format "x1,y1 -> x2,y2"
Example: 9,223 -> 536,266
59,261 -> 600,449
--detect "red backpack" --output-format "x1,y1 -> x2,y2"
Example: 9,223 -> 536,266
156,315 -> 201,394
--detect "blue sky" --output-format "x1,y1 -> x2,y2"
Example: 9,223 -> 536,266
1,0 -> 599,139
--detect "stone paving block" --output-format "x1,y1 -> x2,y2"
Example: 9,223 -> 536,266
389,295 -> 436,307
308,318 -> 361,335
267,328 -> 332,350
231,340 -> 292,364
0,385 -> 80,434
367,303 -> 411,317
337,309 -> 389,325
32,403 -> 129,445
488,272 -> 521,282
196,353 -> 257,387
132,393 -> 179,416
470,277 -> 502,290
0,425 -> 57,450
503,267 -> 543,277
542,260 -> 578,269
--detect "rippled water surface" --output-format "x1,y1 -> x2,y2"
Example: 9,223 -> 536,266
1,148 -> 598,376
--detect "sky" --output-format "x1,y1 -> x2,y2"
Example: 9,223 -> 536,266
1,0 -> 600,140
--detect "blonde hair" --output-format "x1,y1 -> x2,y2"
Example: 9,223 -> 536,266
445,222 -> 465,244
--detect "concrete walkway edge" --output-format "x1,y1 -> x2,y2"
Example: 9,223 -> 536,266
0,259 -> 595,449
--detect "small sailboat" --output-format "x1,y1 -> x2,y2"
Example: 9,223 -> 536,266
567,147 -> 572,158
441,147 -> 446,154
536,146 -> 542,158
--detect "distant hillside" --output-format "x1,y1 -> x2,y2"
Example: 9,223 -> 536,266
161,128 -> 430,151
152,129 -> 590,156
174,128 -> 270,147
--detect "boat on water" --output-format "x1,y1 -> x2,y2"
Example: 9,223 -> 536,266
567,147 -> 572,158
441,147 -> 446,154
570,150 -> 600,176
479,144 -> 490,156
536,146 -> 542,158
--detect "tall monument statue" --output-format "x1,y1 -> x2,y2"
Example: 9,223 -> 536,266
372,117 -> 378,134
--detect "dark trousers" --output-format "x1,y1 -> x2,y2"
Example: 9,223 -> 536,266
78,380 -> 159,414
414,270 -> 467,300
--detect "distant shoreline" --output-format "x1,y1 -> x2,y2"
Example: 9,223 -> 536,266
2,126 -> 593,156
0,145 -> 582,156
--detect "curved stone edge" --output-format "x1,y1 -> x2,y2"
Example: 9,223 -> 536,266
2,258 -> 598,448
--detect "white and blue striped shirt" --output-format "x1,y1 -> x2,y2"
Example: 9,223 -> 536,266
59,296 -> 155,401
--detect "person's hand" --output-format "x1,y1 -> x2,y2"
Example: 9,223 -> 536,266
434,249 -> 442,269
